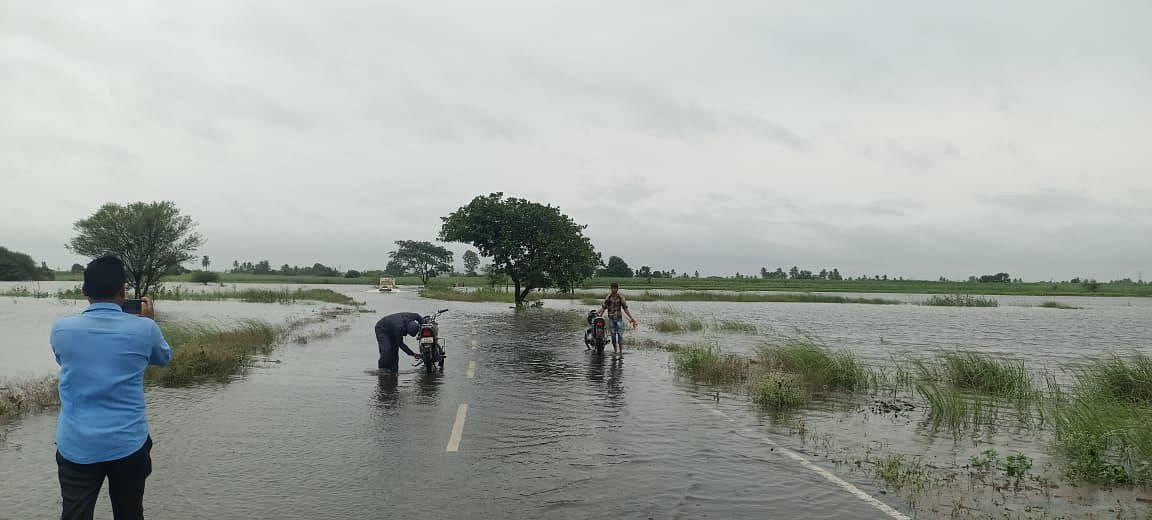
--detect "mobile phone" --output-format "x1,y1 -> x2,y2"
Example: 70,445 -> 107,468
121,299 -> 143,315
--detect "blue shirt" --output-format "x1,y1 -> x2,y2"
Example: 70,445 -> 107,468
51,302 -> 172,464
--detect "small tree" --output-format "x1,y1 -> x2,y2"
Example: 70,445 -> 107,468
201,255 -> 210,271
602,256 -> 633,278
463,250 -> 480,277
68,201 -> 204,297
388,240 -> 453,284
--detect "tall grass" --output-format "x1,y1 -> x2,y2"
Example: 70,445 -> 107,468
758,341 -> 876,393
419,287 -> 903,305
1050,354 -> 1152,484
917,383 -> 998,432
673,344 -> 750,385
0,376 -> 60,424
1074,354 -> 1152,403
934,352 -> 1036,398
751,372 -> 807,410
920,294 -> 999,307
652,318 -> 704,333
147,320 -> 281,386
10,285 -> 356,305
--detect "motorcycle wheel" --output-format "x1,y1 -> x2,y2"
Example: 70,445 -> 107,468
595,342 -> 605,354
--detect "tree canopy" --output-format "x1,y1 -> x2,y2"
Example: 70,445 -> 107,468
462,250 -> 480,277
439,193 -> 600,308
599,256 -> 633,278
388,240 -> 454,284
68,201 -> 203,297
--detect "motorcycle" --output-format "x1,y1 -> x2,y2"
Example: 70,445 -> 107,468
415,308 -> 448,373
584,310 -> 608,354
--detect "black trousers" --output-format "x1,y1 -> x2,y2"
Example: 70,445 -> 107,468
57,437 -> 153,520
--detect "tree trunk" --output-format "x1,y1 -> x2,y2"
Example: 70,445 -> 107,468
513,280 -> 523,308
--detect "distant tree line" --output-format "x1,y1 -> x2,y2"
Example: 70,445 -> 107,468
0,246 -> 55,281
228,259 -> 379,279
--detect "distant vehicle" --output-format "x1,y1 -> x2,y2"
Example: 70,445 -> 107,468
378,277 -> 396,292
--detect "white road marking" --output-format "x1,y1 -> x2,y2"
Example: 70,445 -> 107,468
467,360 -> 476,379
446,404 -> 469,452
706,405 -> 909,520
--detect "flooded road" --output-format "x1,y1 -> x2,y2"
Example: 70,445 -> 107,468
3,285 -> 1150,518
1,288 -> 908,519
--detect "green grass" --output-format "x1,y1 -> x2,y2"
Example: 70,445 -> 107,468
419,287 -> 904,304
45,271 -> 1152,296
934,351 -> 1036,398
917,383 -> 998,432
750,372 -> 808,410
1050,354 -> 1152,485
0,376 -> 60,424
920,294 -> 1000,307
8,285 -> 356,305
1038,301 -> 1081,310
673,344 -> 750,385
713,319 -> 759,334
148,320 -> 281,386
757,341 -> 876,393
1073,353 -> 1152,403
652,318 -> 704,333
1051,397 -> 1151,485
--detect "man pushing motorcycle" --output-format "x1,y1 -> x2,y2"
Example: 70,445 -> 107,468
598,282 -> 638,356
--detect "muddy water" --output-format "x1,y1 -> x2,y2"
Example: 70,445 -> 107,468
1,286 -> 1150,518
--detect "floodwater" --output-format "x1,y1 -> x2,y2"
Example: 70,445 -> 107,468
1,284 -> 1150,518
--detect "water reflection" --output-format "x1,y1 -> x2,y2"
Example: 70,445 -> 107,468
412,369 -> 443,399
585,353 -> 626,403
375,373 -> 402,410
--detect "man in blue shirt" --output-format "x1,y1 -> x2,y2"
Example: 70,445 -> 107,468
51,255 -> 172,520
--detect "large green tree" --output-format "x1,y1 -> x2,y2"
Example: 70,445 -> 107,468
0,247 -> 51,281
439,193 -> 601,308
68,201 -> 204,297
388,240 -> 454,284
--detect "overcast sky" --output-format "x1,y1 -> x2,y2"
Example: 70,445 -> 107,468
2,1 -> 1150,281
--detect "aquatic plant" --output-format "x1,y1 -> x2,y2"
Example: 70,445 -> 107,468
920,294 -> 999,307
757,341 -> 876,393
935,351 -> 1036,399
673,343 -> 750,385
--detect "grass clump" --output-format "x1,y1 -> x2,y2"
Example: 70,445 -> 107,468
1074,353 -> 1152,403
713,319 -> 758,334
750,372 -> 807,410
147,320 -> 281,386
936,351 -> 1035,398
920,294 -> 999,307
758,341 -> 875,393
652,318 -> 704,333
917,383 -> 998,432
1038,301 -> 1081,310
1050,354 -> 1152,485
673,344 -> 750,385
0,376 -> 60,424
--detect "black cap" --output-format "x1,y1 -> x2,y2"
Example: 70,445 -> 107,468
83,255 -> 126,299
